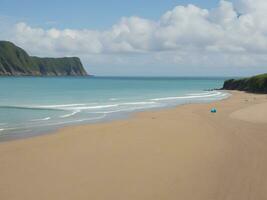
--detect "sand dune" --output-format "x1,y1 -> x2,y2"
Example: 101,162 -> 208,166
0,91 -> 267,200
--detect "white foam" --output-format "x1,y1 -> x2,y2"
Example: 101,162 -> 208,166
93,108 -> 134,114
4,103 -> 110,111
32,114 -> 107,127
72,102 -> 157,111
187,92 -> 213,96
2,102 -> 157,112
60,110 -> 80,118
219,93 -> 229,97
120,101 -> 156,106
109,98 -> 118,101
1,90 -> 230,137
72,104 -> 119,110
37,104 -> 86,108
0,104 -> 79,111
151,92 -> 222,101
2,114 -> 107,132
30,117 -> 51,122
92,104 -> 161,114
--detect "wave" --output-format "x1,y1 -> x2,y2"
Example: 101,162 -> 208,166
0,105 -> 62,111
0,103 -> 87,111
0,102 -> 147,112
38,104 -> 86,108
151,91 -> 223,101
0,92 -> 226,115
120,101 -> 156,105
4,114 -> 107,131
0,103 -> 119,111
0,91 -> 230,138
92,104 -> 161,114
60,110 -> 80,118
187,91 -> 214,96
219,93 -> 229,97
30,117 -> 51,122
74,102 -> 157,110
109,98 -> 119,101
35,115 -> 107,127
72,104 -> 119,110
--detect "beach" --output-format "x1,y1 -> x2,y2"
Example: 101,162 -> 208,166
0,91 -> 267,200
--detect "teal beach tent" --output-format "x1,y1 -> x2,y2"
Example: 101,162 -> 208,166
211,108 -> 217,113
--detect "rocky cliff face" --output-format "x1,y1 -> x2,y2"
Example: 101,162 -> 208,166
223,73 -> 267,93
0,41 -> 88,76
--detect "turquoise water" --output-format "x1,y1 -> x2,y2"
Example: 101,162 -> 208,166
0,77 -> 229,140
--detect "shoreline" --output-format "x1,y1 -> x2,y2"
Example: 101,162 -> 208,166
0,90 -> 229,142
1,91 -> 267,200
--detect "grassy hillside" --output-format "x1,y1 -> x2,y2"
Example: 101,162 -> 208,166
223,73 -> 267,93
0,41 -> 88,76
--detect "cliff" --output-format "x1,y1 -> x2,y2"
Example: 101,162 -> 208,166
0,41 -> 88,76
223,73 -> 267,93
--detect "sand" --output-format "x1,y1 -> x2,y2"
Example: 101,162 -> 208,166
0,91 -> 267,200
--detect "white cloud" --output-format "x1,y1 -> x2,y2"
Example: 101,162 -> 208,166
2,0 -> 267,75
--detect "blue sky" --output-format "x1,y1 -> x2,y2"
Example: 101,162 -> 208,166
1,0 -> 267,76
1,0 -> 219,29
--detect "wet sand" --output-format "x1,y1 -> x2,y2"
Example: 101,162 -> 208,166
0,91 -> 267,200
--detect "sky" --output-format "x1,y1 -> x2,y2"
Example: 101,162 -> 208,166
1,0 -> 267,76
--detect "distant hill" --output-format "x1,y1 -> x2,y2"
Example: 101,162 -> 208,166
0,41 -> 88,76
223,73 -> 267,93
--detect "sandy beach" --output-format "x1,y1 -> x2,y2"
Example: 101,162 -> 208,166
0,91 -> 267,200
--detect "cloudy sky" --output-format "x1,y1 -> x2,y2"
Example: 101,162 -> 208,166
1,0 -> 267,76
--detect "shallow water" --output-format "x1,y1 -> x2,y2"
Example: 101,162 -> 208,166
0,77 -> 230,140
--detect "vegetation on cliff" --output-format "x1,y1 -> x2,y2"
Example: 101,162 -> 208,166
223,73 -> 267,93
0,41 -> 88,76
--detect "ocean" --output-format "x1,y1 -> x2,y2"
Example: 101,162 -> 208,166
0,77 -> 230,140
